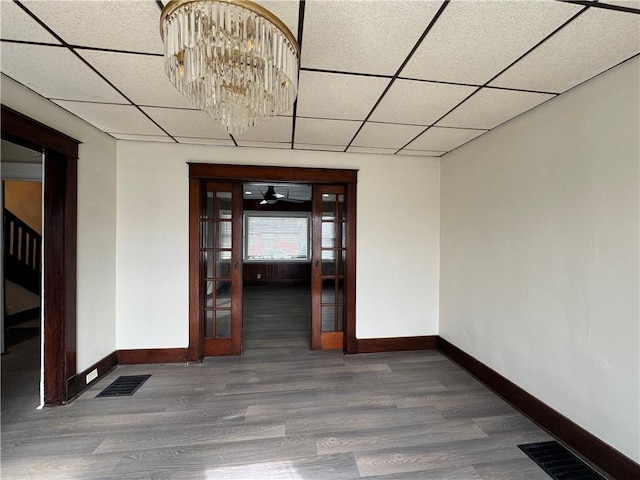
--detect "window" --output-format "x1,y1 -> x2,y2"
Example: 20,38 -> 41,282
244,211 -> 311,261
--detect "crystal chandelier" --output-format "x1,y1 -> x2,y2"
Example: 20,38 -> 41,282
160,0 -> 300,135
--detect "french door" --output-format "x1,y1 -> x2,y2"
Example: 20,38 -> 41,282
188,164 -> 357,359
198,181 -> 243,356
312,185 -> 347,350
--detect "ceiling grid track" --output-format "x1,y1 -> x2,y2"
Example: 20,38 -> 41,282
395,3 -> 593,155
13,0 -> 178,143
2,0 -> 638,154
344,0 -> 452,152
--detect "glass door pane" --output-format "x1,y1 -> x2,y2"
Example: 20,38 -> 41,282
312,185 -> 346,350
201,183 -> 242,355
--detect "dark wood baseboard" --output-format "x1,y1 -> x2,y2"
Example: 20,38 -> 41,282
66,351 -> 118,402
436,337 -> 640,480
356,335 -> 437,354
117,348 -> 188,364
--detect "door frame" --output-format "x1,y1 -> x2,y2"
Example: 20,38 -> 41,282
188,163 -> 357,360
1,105 -> 79,405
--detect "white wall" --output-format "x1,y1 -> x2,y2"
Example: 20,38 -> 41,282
2,75 -> 118,372
440,57 -> 639,462
115,143 -> 440,349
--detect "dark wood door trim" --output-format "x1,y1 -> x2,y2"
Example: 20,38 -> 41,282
1,105 -> 79,405
188,163 -> 357,359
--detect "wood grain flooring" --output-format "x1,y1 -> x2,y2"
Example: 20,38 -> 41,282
1,286 -> 563,479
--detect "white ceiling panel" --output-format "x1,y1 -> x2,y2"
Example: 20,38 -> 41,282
406,127 -> 487,152
175,137 -> 236,146
370,79 -> 476,126
296,71 -> 389,120
599,1 -> 640,7
53,101 -> 165,136
1,0 -> 636,158
256,1 -> 300,41
142,107 -> 230,139
301,0 -> 443,75
111,133 -> 175,143
490,8 -> 640,93
401,0 -> 581,85
234,141 -> 291,149
294,144 -> 346,152
437,88 -> 555,130
1,42 -> 127,103
80,50 -> 195,109
23,0 -> 164,54
0,1 -> 61,43
397,149 -> 445,157
347,146 -> 398,156
234,116 -> 293,143
351,122 -> 425,150
295,118 -> 361,146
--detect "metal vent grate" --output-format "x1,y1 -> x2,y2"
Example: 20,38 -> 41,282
518,441 -> 605,480
96,375 -> 151,397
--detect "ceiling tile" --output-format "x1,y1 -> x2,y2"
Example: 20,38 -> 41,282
141,107 -> 230,139
401,0 -> 581,85
234,141 -> 291,149
397,149 -> 445,157
301,0 -> 443,75
0,1 -> 61,43
1,43 -> 127,103
53,101 -> 165,136
406,127 -> 486,152
111,134 -> 175,143
294,144 -> 346,152
294,118 -> 361,146
255,1 -> 300,42
598,1 -> 640,7
370,79 -> 476,125
23,0 -> 163,54
437,88 -> 555,130
80,50 -> 194,109
296,71 -> 389,120
234,116 -> 293,143
175,137 -> 236,146
351,122 -> 425,150
347,146 -> 398,155
490,8 -> 640,93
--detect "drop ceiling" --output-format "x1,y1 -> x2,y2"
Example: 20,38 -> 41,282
1,0 -> 638,157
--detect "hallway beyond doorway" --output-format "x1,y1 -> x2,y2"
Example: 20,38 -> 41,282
243,284 -> 312,356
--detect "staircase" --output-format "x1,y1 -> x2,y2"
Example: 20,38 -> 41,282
3,208 -> 41,295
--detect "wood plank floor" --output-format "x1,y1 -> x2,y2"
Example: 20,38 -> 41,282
2,285 -> 559,479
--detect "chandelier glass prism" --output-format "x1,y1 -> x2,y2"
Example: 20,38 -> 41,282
160,0 -> 300,135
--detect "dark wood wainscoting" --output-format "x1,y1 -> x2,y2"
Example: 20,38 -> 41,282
243,262 -> 311,286
436,337 -> 640,480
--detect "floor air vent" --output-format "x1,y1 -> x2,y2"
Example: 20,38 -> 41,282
96,375 -> 151,397
518,441 -> 605,480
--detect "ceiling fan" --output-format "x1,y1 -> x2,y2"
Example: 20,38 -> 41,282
260,185 -> 304,205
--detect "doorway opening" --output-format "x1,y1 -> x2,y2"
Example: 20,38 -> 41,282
242,183 -> 312,355
1,106 -> 79,405
188,164 -> 357,361
1,140 -> 43,409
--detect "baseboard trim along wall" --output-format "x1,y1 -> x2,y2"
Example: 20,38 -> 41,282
117,348 -> 188,364
67,351 -> 118,402
356,335 -> 437,353
436,337 -> 640,480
